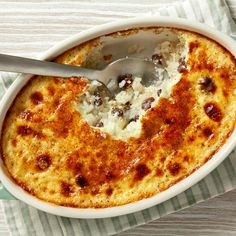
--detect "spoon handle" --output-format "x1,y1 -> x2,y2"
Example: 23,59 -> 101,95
0,53 -> 97,78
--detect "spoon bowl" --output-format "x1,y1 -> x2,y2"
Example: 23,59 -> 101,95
0,54 -> 158,96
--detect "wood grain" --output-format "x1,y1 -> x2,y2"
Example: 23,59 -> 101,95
119,190 -> 236,236
0,0 -> 236,235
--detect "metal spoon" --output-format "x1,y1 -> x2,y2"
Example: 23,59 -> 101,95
0,53 -> 158,95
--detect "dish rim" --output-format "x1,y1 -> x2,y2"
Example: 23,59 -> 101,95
0,16 -> 236,219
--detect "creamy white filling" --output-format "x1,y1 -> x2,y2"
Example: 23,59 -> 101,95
75,39 -> 186,141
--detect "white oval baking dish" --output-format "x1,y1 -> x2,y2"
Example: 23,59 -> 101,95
0,17 -> 235,219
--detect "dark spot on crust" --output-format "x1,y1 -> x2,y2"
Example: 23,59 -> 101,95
61,182 -> 74,197
36,154 -> 51,171
134,163 -> 150,181
189,41 -> 200,53
118,74 -> 133,89
12,139 -> 17,147
203,127 -> 214,139
47,86 -> 55,96
152,53 -> 164,65
168,162 -> 181,176
199,77 -> 216,93
75,175 -> 88,188
53,78 -> 60,84
223,89 -> 229,97
93,92 -> 103,106
103,54 -> 112,61
188,136 -> 195,142
164,117 -> 175,125
95,121 -> 104,128
19,110 -> 33,121
156,167 -> 164,176
204,102 -> 223,122
17,125 -> 45,139
206,63 -> 214,71
141,97 -> 155,111
30,92 -> 43,105
105,171 -> 115,180
177,57 -> 188,73
17,125 -> 33,136
106,187 -> 113,196
184,156 -> 189,162
111,107 -> 123,117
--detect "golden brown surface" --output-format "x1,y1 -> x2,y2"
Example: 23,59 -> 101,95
1,28 -> 236,208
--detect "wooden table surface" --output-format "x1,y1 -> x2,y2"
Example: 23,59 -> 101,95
0,0 -> 236,235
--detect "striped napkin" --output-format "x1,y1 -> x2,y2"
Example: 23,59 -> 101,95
1,0 -> 236,235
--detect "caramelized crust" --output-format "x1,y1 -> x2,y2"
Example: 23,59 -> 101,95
1,28 -> 236,208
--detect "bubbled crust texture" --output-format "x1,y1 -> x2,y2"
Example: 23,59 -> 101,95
1,28 -> 236,208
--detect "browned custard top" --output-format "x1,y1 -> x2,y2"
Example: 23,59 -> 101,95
1,28 -> 236,208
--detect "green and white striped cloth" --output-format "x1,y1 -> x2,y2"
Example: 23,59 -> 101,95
1,0 -> 236,235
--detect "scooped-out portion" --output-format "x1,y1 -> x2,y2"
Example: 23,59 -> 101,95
76,38 -> 187,140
